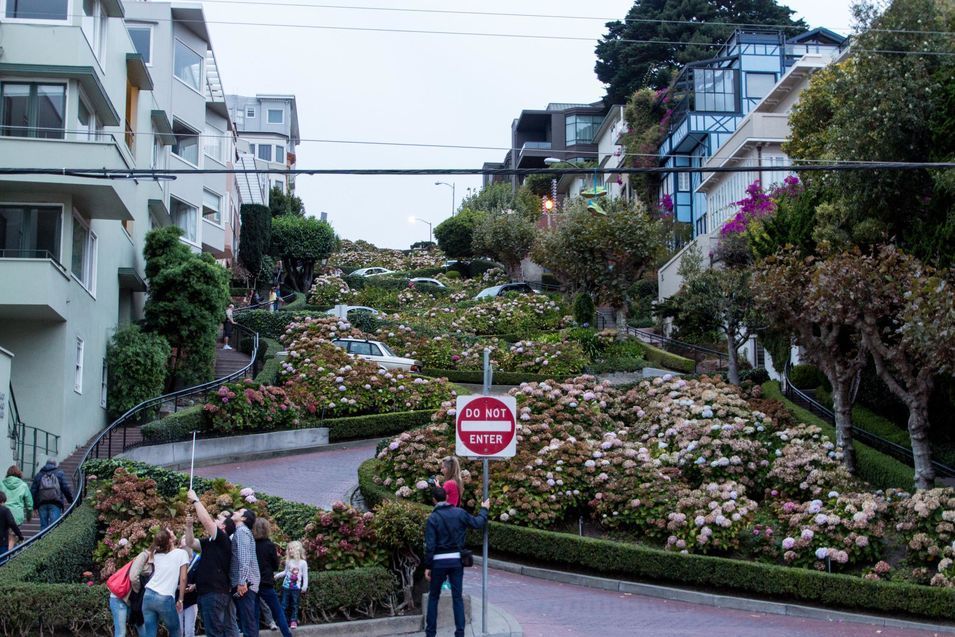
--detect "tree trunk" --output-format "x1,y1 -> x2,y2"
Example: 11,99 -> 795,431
726,335 -> 740,385
830,379 -> 857,473
907,399 -> 936,490
614,306 -> 628,341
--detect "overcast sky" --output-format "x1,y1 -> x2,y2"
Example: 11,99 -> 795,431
203,0 -> 855,249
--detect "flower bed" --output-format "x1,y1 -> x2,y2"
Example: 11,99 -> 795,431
308,275 -> 355,306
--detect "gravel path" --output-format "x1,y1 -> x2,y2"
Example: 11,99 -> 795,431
198,444 -> 947,637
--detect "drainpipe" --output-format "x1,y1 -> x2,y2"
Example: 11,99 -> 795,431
756,143 -> 764,188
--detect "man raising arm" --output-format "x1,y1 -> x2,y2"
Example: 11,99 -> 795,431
186,489 -> 235,637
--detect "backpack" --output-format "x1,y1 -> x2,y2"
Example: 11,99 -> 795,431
38,471 -> 62,502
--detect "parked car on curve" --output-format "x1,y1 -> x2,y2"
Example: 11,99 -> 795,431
350,267 -> 395,277
330,338 -> 421,372
409,277 -> 446,289
473,282 -> 537,300
325,305 -> 380,319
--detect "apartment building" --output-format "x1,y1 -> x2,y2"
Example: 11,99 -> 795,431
555,105 -> 630,204
226,94 -> 300,195
0,0 -> 237,475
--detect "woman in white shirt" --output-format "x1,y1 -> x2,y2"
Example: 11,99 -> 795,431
142,528 -> 190,637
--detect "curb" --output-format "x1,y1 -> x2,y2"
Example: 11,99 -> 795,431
149,437 -> 385,470
477,556 -> 955,634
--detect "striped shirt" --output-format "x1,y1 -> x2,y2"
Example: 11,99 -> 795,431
230,525 -> 261,592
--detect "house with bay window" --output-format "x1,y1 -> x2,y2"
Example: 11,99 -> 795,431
226,94 -> 301,196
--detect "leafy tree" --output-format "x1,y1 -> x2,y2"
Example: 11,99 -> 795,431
105,325 -> 171,419
532,197 -> 663,331
238,204 -> 271,286
409,241 -> 436,251
459,183 -> 541,222
573,292 -> 597,327
522,172 -> 558,198
143,227 -> 230,388
622,88 -> 667,210
471,211 -> 535,279
433,209 -> 487,259
269,185 -> 305,217
270,215 -> 338,292
785,0 -> 955,266
595,0 -> 805,104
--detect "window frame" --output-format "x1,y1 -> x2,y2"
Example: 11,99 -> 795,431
70,209 -> 97,296
246,106 -> 256,119
173,38 -> 203,94
0,202 -> 64,261
74,336 -> 85,394
126,22 -> 154,66
0,80 -> 67,139
169,196 -> 199,245
203,124 -> 225,164
745,72 -> 777,102
202,188 -> 223,225
171,118 -> 201,167
257,143 -> 272,162
275,144 -> 285,164
266,108 -> 284,124
81,0 -> 108,64
677,171 -> 691,192
76,90 -> 101,141
3,0 -> 71,23
100,357 -> 107,408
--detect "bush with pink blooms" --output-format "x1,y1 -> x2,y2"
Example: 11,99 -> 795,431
203,380 -> 299,434
304,501 -> 387,570
308,275 -> 355,306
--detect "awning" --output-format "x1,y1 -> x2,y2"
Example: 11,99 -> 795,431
126,53 -> 154,90
118,268 -> 147,292
150,110 -> 176,145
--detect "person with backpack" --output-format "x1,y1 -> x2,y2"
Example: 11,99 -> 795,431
423,486 -> 490,637
31,458 -> 73,530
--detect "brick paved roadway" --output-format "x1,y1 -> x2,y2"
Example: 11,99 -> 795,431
199,443 -> 946,637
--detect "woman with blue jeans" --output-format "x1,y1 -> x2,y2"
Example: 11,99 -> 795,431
142,528 -> 190,637
108,548 -> 152,637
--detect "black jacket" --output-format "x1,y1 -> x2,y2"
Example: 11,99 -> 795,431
255,538 -> 280,589
0,505 -> 22,545
30,462 -> 73,507
424,503 -> 488,568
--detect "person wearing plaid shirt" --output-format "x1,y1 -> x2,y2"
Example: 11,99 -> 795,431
230,509 -> 261,637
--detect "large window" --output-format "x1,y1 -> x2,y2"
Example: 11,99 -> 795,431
746,72 -> 776,101
170,198 -> 198,243
0,82 -> 65,138
203,124 -> 225,163
202,189 -> 221,224
171,119 -> 199,165
173,39 -> 202,92
275,144 -> 285,164
71,211 -> 97,294
564,114 -> 603,146
81,0 -> 108,61
0,204 -> 62,260
76,95 -> 101,141
127,24 -> 153,64
5,0 -> 68,20
267,108 -> 283,124
257,143 -> 272,162
694,69 -> 737,112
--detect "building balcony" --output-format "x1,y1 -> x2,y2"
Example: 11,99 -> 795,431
201,217 -> 226,257
0,134 -> 135,220
698,113 -> 791,192
0,255 -> 71,322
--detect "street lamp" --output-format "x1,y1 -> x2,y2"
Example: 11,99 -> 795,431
408,216 -> 433,243
434,181 -> 455,216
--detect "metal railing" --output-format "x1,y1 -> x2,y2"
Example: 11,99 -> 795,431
782,373 -> 955,479
0,322 -> 263,566
626,326 -> 728,372
16,423 -> 60,480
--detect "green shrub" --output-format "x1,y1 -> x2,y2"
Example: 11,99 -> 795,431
445,270 -> 461,280
205,381 -> 299,434
106,326 -> 171,419
0,503 -> 98,585
586,357 -> 647,374
256,357 -> 283,385
324,410 -> 435,442
140,404 -> 206,443
572,292 -> 596,326
358,459 -> 955,621
0,583 -> 111,636
788,364 -> 829,390
421,368 -> 554,385
761,382 -> 913,490
235,309 -> 322,339
407,267 -> 445,278
282,291 -> 307,311
298,567 -> 396,623
639,341 -> 695,373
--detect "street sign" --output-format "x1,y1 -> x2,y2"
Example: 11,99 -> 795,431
455,394 -> 517,458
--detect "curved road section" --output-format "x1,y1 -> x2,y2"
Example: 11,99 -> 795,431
197,442 -> 944,637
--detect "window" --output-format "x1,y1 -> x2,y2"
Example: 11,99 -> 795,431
0,204 -> 62,259
246,107 -> 256,119
76,95 -> 101,141
170,198 -> 198,243
151,135 -> 164,168
0,82 -> 65,138
5,0 -> 68,20
350,342 -> 372,355
257,143 -> 272,162
81,0 -> 108,61
368,344 -> 383,357
127,24 -> 153,64
74,337 -> 84,394
173,39 -> 202,91
202,189 -> 221,224
267,108 -> 283,124
564,114 -> 602,146
124,80 -> 139,150
273,180 -> 283,192
100,358 -> 107,408
248,143 -> 255,155
746,73 -> 776,101
275,144 -> 285,164
71,212 -> 97,293
171,119 -> 200,165
678,171 -> 690,192
694,69 -> 737,112
204,124 -> 225,162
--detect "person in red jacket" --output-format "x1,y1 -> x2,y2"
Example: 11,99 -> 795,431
436,456 -> 463,507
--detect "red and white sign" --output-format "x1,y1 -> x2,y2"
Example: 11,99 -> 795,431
455,395 -> 517,458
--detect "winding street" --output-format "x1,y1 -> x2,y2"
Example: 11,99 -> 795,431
197,442 -> 945,637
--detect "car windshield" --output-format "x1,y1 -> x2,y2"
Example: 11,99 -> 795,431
475,286 -> 501,299
377,342 -> 396,357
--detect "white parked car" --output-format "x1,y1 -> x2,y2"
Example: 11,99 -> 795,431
350,267 -> 395,277
474,282 -> 537,300
325,305 -> 380,319
409,277 -> 446,289
331,338 -> 421,372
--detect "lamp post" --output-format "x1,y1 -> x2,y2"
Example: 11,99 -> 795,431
408,216 -> 433,244
434,181 -> 456,216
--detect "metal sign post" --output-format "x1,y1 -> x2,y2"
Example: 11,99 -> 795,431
481,348 -> 490,635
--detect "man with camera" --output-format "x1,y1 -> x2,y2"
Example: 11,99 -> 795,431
423,486 -> 490,637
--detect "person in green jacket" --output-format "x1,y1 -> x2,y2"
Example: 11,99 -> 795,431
0,465 -> 33,525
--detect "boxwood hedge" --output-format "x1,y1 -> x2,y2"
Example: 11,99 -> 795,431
639,341 -> 696,374
422,368 -> 554,386
358,458 -> 955,621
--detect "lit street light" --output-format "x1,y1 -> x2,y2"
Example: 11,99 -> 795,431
408,216 -> 433,243
434,181 -> 456,216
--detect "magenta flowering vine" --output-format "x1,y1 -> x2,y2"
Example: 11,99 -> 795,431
721,176 -> 801,236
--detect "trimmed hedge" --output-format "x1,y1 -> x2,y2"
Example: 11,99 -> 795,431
140,404 -> 205,443
422,368 -> 554,386
235,309 -> 324,340
639,341 -> 696,374
788,364 -> 830,391
299,567 -> 396,623
761,382 -> 913,490
282,292 -> 307,311
358,459 -> 955,621
0,503 -> 98,585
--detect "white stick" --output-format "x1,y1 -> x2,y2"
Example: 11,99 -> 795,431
189,431 -> 197,492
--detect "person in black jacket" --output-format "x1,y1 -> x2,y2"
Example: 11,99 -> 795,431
423,486 -> 489,637
0,491 -> 23,552
252,519 -> 291,637
30,458 -> 73,530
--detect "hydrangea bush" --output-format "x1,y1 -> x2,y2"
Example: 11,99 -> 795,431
303,501 -> 387,570
203,380 -> 299,434
308,275 -> 354,306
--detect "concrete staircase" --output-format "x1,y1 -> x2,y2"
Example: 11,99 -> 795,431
215,345 -> 252,379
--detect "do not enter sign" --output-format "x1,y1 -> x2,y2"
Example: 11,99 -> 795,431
455,395 -> 517,458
